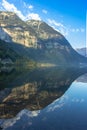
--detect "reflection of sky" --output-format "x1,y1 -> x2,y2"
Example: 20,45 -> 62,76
46,81 -> 87,112
0,81 -> 87,130
67,82 -> 87,103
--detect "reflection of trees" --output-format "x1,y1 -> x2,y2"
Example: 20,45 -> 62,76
0,67 -> 87,118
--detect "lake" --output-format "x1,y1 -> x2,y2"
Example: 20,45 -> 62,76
0,66 -> 87,130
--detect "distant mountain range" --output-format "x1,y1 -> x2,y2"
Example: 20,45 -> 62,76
0,11 -> 87,65
76,48 -> 87,57
77,73 -> 87,83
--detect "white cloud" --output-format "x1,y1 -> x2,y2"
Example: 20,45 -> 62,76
29,5 -> 34,10
72,98 -> 85,103
1,0 -> 25,20
70,28 -> 85,33
47,95 -> 68,112
71,28 -> 75,32
23,2 -> 34,10
0,109 -> 40,129
47,103 -> 65,112
47,19 -> 68,36
47,19 -> 64,27
0,0 -> 41,21
30,111 -> 40,117
0,0 -> 84,38
42,9 -> 48,14
47,19 -> 85,37
26,13 -> 41,20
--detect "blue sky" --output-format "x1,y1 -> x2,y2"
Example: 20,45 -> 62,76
0,0 -> 86,49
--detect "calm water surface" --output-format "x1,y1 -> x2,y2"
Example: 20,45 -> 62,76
0,67 -> 87,130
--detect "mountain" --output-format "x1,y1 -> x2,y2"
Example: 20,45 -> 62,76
76,48 -> 87,57
0,39 -> 20,66
76,73 -> 87,83
0,11 -> 37,47
26,20 -> 87,64
0,11 -> 87,65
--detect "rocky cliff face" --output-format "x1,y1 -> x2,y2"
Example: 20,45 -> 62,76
0,11 -> 70,49
76,48 -> 87,57
26,20 -> 62,39
0,11 -> 37,48
0,11 -> 87,64
26,20 -> 71,49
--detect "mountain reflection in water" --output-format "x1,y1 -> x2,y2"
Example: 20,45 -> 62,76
0,67 -> 87,119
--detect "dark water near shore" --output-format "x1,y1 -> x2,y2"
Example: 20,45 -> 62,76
0,67 -> 87,130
